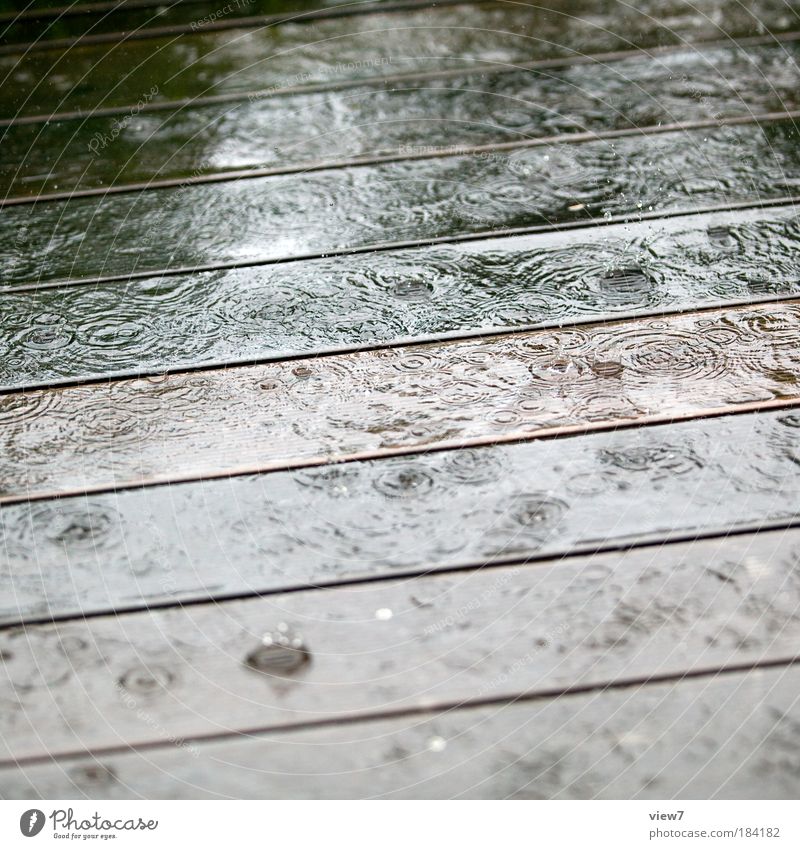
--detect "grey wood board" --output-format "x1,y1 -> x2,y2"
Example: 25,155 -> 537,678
2,206 -> 799,390
2,665 -> 797,798
2,301 -> 800,503
1,525 -> 799,761
3,407 -> 800,625
2,120 -> 799,287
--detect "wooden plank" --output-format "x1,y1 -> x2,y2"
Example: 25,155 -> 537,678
2,300 -> 800,504
3,120 -> 800,287
3,406 -> 800,625
1,526 -> 799,762
1,664 -> 796,798
0,0 -> 198,13
3,0 -> 796,120
4,39 -> 800,198
3,207 -> 798,390
0,0 -> 402,50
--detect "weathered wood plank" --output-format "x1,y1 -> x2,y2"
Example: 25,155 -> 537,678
0,0 -> 400,50
1,527 -> 799,762
3,120 -> 800,287
0,0 -> 197,12
2,207 -> 798,390
4,40 -> 799,197
3,301 -> 800,503
3,665 -> 795,799
3,406 -> 800,624
3,0 -> 796,120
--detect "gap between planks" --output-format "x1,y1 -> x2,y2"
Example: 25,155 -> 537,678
4,300 -> 800,505
4,405 -> 800,626
5,108 -> 800,207
6,510 -> 800,631
5,28 -> 799,128
4,493 -> 800,761
0,0 -> 203,24
0,0 -> 483,54
7,195 -> 799,294
2,662 -> 797,798
2,647 -> 798,765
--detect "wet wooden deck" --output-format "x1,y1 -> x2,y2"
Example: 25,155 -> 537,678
1,0 -> 799,799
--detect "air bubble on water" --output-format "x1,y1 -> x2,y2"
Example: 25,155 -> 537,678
375,608 -> 393,620
277,622 -> 289,633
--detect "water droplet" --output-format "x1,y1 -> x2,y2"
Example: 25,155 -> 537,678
428,736 -> 447,752
69,764 -> 117,787
590,360 -> 624,379
375,608 -> 393,621
118,665 -> 175,695
247,630 -> 310,674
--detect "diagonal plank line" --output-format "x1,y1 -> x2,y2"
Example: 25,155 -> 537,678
6,195 -> 800,293
3,404 -> 799,628
4,397 -> 800,506
2,652 -> 797,768
0,0 -> 485,54
3,300 -> 800,505
5,109 -> 800,207
7,511 -> 800,630
5,28 -> 799,128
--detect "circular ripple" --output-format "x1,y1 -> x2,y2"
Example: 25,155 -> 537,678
19,322 -> 75,351
373,463 -> 436,498
600,445 -> 703,478
25,501 -> 122,552
392,350 -> 438,372
737,309 -> 800,343
0,390 -> 59,426
294,465 -> 362,495
438,379 -> 492,407
601,326 -> 731,382
527,356 -> 586,387
509,495 -> 569,529
440,448 -> 508,485
119,665 -> 175,695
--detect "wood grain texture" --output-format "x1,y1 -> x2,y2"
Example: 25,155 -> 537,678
3,120 -> 800,287
3,406 -> 800,624
3,300 -> 800,503
2,664 -> 798,798
1,526 -> 799,762
2,207 -> 798,390
4,0 -> 795,119
4,40 -> 799,197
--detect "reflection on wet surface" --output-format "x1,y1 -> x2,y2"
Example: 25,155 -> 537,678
1,207 -> 798,388
3,119 -> 799,286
